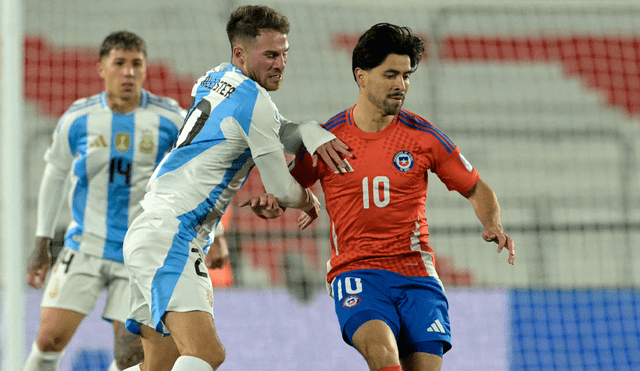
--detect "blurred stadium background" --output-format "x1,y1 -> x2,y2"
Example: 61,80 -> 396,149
2,0 -> 640,369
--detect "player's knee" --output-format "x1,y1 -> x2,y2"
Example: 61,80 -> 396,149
358,341 -> 397,365
114,347 -> 144,370
114,331 -> 144,369
36,331 -> 69,352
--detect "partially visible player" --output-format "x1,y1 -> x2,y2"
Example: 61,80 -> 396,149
24,31 -> 186,371
289,23 -> 515,371
121,5 -> 351,371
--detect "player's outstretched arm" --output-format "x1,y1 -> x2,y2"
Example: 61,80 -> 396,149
279,118 -> 353,173
465,178 -> 515,265
27,236 -> 53,289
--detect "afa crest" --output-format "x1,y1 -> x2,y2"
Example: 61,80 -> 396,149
393,151 -> 414,172
139,134 -> 155,154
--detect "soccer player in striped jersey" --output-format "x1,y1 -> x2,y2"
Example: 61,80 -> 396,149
289,23 -> 516,371
24,31 -> 185,371
120,5 -> 351,371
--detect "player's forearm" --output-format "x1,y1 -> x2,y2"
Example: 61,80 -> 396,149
253,150 -> 313,209
35,163 -> 68,238
278,117 -> 336,155
468,178 -> 504,231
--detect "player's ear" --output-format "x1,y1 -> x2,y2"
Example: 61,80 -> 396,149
233,45 -> 245,65
97,60 -> 105,79
354,68 -> 366,88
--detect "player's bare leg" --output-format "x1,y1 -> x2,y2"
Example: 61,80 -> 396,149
23,307 -> 84,371
136,324 -> 181,371
352,319 -> 401,371
112,320 -> 144,370
163,311 -> 226,370
34,307 -> 84,351
400,352 -> 442,371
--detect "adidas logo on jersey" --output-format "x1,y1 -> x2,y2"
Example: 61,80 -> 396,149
89,135 -> 108,148
426,319 -> 446,333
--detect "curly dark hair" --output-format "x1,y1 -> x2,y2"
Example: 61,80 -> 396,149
99,31 -> 146,60
226,5 -> 290,47
352,23 -> 424,82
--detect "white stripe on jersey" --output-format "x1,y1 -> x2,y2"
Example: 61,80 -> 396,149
410,220 -> 445,292
41,89 -> 184,262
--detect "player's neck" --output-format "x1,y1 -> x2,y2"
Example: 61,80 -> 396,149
106,92 -> 141,114
352,101 -> 395,133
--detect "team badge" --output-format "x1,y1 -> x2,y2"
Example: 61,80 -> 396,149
459,154 -> 473,173
47,278 -> 60,299
139,134 -> 155,154
393,151 -> 414,172
206,287 -> 214,308
342,295 -> 361,309
115,133 -> 131,153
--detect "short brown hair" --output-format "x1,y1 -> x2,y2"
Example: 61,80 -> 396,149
99,31 -> 147,60
226,5 -> 290,47
352,23 -> 424,82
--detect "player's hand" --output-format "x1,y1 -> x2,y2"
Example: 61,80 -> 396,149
205,237 -> 229,269
313,138 -> 353,173
27,237 -> 53,289
299,189 -> 321,230
240,193 -> 284,219
482,227 -> 515,265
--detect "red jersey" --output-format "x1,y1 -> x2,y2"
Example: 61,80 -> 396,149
291,106 -> 479,283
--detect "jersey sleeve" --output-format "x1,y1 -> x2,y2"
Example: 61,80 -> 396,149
245,93 -> 285,158
43,115 -> 76,172
289,147 -> 321,188
431,145 -> 479,193
35,163 -> 69,238
278,117 -> 336,155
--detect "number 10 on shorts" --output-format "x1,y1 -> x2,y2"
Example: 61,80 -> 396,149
335,277 -> 363,300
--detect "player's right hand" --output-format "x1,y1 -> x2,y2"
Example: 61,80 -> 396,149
240,193 -> 284,219
27,237 -> 53,289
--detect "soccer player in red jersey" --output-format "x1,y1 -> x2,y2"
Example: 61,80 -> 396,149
289,23 -> 516,371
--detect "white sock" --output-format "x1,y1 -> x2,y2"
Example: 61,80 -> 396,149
121,363 -> 141,371
171,356 -> 214,371
22,342 -> 64,371
107,360 -> 122,371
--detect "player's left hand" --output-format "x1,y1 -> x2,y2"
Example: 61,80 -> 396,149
241,193 -> 284,219
482,227 -> 515,265
298,189 -> 321,230
205,238 -> 229,269
313,138 -> 353,173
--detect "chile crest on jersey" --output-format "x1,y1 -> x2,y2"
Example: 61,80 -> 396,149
393,150 -> 414,172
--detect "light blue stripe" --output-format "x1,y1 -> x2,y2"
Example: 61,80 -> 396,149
151,216 -> 192,330
65,115 -> 89,250
157,116 -> 180,164
149,148 -> 252,329
104,113 -> 135,260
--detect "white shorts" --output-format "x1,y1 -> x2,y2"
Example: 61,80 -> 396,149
123,212 -> 214,336
41,247 -> 129,323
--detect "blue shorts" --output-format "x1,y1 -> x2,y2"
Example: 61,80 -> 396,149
332,269 -> 452,357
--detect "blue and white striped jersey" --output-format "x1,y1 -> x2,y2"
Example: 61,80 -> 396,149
139,62 -> 296,238
40,89 -> 185,262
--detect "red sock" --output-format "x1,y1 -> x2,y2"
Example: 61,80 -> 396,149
376,367 -> 402,371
